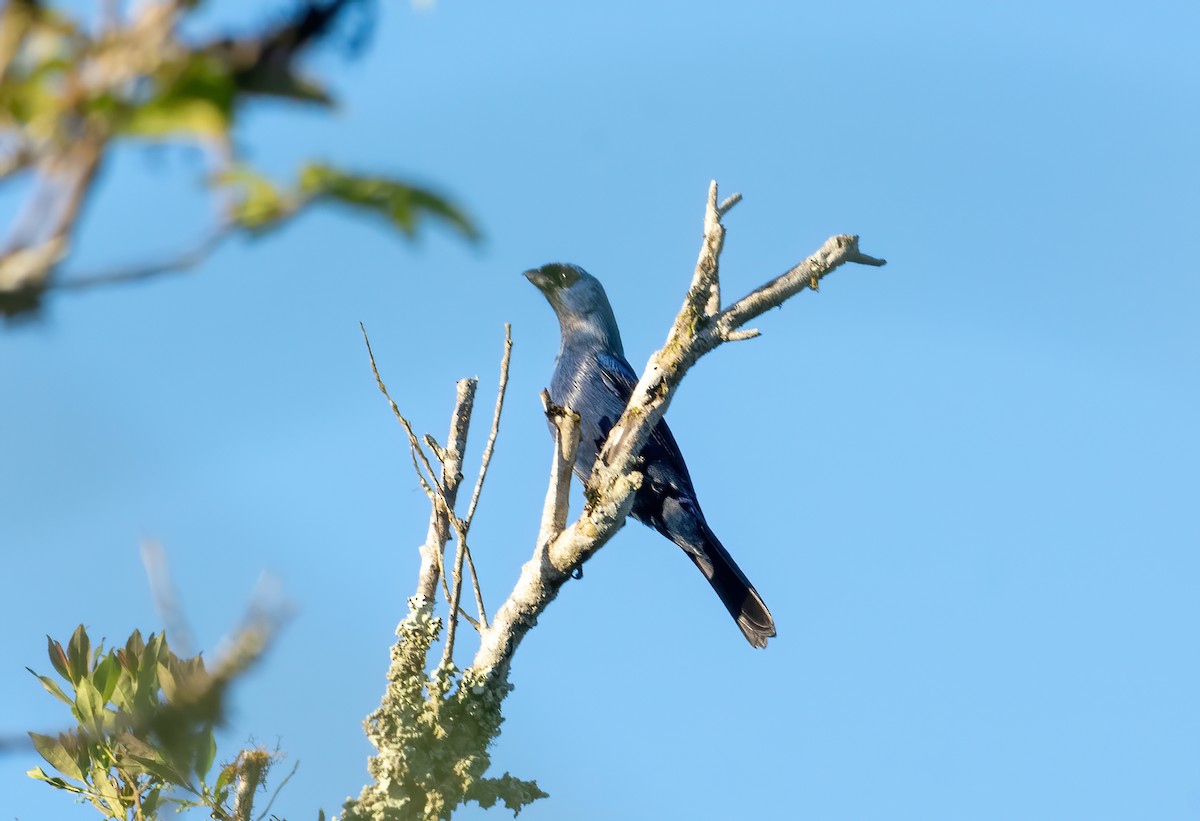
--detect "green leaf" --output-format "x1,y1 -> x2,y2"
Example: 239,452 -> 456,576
298,163 -> 478,240
142,787 -> 161,817
134,634 -> 162,713
119,733 -> 192,788
47,636 -> 70,680
214,761 -> 235,795
92,652 -> 121,704
29,732 -> 85,782
124,629 -> 146,667
117,732 -> 163,763
157,660 -> 178,704
27,766 -> 89,795
72,676 -> 105,732
90,761 -> 126,817
26,667 -> 73,706
110,665 -> 136,711
120,96 -> 229,139
194,728 -> 217,780
66,625 -> 90,683
116,52 -> 237,142
220,166 -> 295,232
231,64 -> 332,106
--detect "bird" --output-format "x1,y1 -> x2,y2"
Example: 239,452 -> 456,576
525,262 -> 776,648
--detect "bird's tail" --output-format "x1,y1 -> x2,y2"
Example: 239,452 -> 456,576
687,524 -> 776,649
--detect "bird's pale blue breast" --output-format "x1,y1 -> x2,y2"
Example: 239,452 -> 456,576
550,345 -> 631,480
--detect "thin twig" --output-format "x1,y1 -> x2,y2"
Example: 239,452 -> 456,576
435,544 -> 453,605
439,323 -> 512,631
463,323 -> 512,528
364,323 -> 476,626
425,379 -> 478,615
54,226 -> 233,292
462,543 -> 487,630
423,434 -> 446,464
253,759 -> 298,821
360,324 -> 450,508
440,522 -> 470,670
456,604 -> 480,632
367,341 -> 479,680
406,444 -> 441,508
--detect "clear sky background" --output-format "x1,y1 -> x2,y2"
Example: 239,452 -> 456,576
3,1 -> 1198,819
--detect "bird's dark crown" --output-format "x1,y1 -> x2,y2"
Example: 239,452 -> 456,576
533,262 -> 582,289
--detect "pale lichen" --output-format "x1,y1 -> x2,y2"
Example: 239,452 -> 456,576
340,601 -> 544,821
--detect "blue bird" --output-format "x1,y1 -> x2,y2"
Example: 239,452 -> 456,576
526,263 -> 776,648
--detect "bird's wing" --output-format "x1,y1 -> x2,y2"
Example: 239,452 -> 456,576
596,351 -> 638,402
595,352 -> 694,486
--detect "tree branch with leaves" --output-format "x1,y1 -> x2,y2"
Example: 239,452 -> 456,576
0,0 -> 475,319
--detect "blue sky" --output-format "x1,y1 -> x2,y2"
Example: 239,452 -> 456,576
3,1 -> 1198,819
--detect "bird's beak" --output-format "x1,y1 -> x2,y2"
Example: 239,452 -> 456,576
524,268 -> 552,293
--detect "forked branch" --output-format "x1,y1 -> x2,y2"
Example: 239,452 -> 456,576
466,180 -> 885,686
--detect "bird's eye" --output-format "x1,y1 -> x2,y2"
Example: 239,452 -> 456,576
542,264 -> 580,287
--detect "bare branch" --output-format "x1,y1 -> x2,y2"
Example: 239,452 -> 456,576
53,226 -> 233,292
433,379 -> 478,661
470,465 -> 637,686
440,523 -> 470,670
464,323 -> 512,528
435,542 -> 453,606
411,378 -> 477,608
360,323 -> 451,506
467,180 -> 884,686
716,234 -> 887,336
423,434 -> 446,464
455,603 -> 480,632
0,138 -> 105,305
847,248 -> 888,267
724,328 -> 760,342
464,392 -> 592,684
253,759 -> 298,821
362,326 -> 485,679
463,545 -> 487,630
694,180 -> 728,318
536,391 -> 579,550
232,749 -> 271,821
0,137 -> 36,181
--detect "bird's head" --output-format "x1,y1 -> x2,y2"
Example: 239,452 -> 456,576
524,263 -> 624,353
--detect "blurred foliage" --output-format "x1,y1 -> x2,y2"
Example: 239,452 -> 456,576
223,163 -> 478,239
0,0 -> 475,319
26,624 -> 259,820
